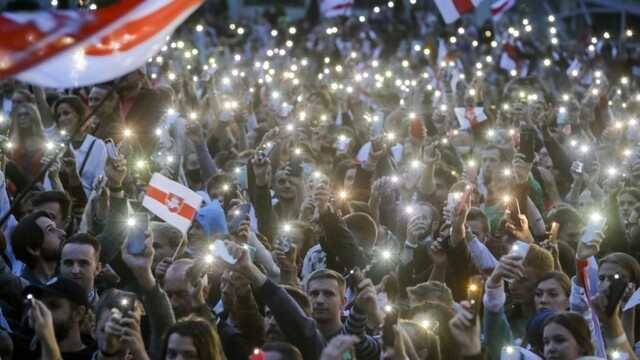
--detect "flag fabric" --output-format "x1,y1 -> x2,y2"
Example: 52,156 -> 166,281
143,173 -> 203,234
490,0 -> 515,22
320,0 -> 354,18
434,0 -> 486,24
0,0 -> 203,88
454,107 -> 487,130
499,37 -> 530,76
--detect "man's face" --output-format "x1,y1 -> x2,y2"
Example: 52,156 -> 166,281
509,266 -> 538,306
467,219 -> 487,242
40,294 -> 78,343
307,278 -> 344,324
481,149 -> 502,182
60,243 -> 100,293
152,234 -> 175,270
264,306 -> 285,342
557,221 -> 584,250
33,202 -> 68,230
598,262 -> 632,292
274,171 -> 296,201
163,269 -> 191,319
35,217 -> 65,262
220,270 -> 237,312
88,87 -> 113,117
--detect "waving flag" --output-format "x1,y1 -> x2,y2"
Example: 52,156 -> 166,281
0,0 -> 203,87
143,173 -> 203,234
490,0 -> 515,22
320,0 -> 354,18
434,0 -> 486,24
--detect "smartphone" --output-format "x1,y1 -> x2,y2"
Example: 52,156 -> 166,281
229,202 -> 251,234
454,185 -> 474,215
509,240 -> 530,263
278,235 -> 292,253
118,292 -> 136,317
289,156 -> 303,177
93,175 -> 107,197
575,161 -> 584,174
235,165 -> 248,191
467,275 -> 484,321
548,222 -> 560,244
369,111 -> 384,137
105,138 -> 119,161
382,306 -> 398,349
581,213 -> 606,244
447,192 -> 462,212
519,131 -> 535,162
345,267 -> 365,294
186,260 -> 207,286
127,212 -> 149,255
605,273 -> 629,316
169,154 -> 181,181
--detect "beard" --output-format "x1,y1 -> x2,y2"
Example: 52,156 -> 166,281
53,318 -> 73,342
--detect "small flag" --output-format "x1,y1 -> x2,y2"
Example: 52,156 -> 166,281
434,0 -> 486,24
143,173 -> 203,234
490,0 -> 515,22
454,107 -> 487,130
319,0 -> 354,18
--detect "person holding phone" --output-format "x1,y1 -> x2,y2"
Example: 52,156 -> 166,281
49,96 -> 107,197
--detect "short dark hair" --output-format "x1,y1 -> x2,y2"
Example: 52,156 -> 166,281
32,191 -> 72,220
161,317 -> 224,360
282,285 -> 312,316
62,233 -> 101,262
543,312 -> 593,356
11,211 -> 52,268
262,342 -> 303,360
466,207 -> 490,234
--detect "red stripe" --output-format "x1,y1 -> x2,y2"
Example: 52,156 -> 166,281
491,0 -> 510,15
146,185 -> 197,221
85,0 -> 202,56
452,0 -> 475,15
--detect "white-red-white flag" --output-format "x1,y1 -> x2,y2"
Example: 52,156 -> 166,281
490,0 -> 515,22
0,0 -> 203,87
143,173 -> 203,234
434,0 -> 486,24
320,0 -> 354,18
454,107 -> 487,130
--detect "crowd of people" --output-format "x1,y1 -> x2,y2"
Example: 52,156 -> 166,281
2,1 -> 640,359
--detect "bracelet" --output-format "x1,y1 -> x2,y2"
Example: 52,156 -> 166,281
100,348 -> 118,358
575,258 -> 589,268
606,333 -> 627,346
108,186 -> 123,193
404,240 -> 418,249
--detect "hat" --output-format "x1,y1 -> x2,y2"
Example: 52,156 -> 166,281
24,276 -> 89,309
525,309 -> 557,352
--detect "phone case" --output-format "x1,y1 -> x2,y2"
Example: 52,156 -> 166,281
581,214 -> 606,243
229,203 -> 251,234
509,241 -> 530,261
127,213 -> 149,255
606,273 -> 629,316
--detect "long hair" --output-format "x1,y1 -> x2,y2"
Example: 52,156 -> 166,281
52,95 -> 88,127
543,312 -> 593,356
161,317 -> 224,360
11,103 -> 45,141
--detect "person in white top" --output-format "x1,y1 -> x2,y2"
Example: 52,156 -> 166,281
45,96 -> 106,197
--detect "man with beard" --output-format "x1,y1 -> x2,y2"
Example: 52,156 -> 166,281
0,212 -> 66,330
87,84 -> 124,142
24,276 -> 95,359
116,68 -> 165,155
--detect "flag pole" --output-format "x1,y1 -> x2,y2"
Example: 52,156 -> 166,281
0,79 -> 122,227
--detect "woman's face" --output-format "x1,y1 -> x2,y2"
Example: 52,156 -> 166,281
56,103 -> 80,132
15,106 -> 33,130
165,333 -> 198,360
508,266 -> 537,306
543,323 -> 585,360
535,278 -> 568,311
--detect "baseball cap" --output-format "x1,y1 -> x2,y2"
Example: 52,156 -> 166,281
24,276 -> 89,309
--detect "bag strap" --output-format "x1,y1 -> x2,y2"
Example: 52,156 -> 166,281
78,139 -> 97,177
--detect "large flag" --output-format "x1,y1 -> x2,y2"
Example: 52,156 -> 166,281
490,0 -> 515,22
143,173 -> 203,234
320,0 -> 354,18
454,107 -> 488,130
0,0 -> 203,87
434,0 -> 486,24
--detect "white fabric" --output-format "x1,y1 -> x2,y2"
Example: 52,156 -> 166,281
468,236 -> 499,271
434,0 -> 485,24
142,173 -> 203,234
483,280 -> 506,312
320,0 -> 354,18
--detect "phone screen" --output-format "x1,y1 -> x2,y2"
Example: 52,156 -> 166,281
519,131 -> 535,162
105,138 -> 118,160
229,203 -> 251,234
127,213 -> 149,255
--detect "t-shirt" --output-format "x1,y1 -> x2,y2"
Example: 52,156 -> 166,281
61,344 -> 96,360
